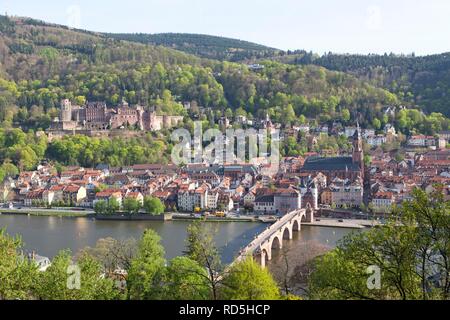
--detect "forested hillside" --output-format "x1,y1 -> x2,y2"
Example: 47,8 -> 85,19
107,33 -> 281,62
0,14 -> 413,132
276,50 -> 450,117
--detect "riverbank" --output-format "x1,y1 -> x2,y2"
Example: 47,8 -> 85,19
0,208 -> 94,217
94,213 -> 172,221
0,209 -> 258,222
172,214 -> 257,223
302,218 -> 381,229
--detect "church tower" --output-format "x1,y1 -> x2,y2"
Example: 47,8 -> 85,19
352,122 -> 364,169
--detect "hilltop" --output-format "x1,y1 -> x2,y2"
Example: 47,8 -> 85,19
106,32 -> 281,62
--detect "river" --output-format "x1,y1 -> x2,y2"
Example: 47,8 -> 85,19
0,214 -> 357,267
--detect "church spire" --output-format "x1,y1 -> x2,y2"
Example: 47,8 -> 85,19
352,121 -> 364,169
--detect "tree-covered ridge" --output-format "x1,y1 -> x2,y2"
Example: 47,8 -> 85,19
278,51 -> 450,117
216,60 -> 398,123
106,32 -> 281,62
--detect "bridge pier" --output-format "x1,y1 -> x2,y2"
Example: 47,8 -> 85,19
304,207 -> 314,223
261,250 -> 266,269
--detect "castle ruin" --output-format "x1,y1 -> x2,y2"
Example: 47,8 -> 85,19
50,99 -> 184,133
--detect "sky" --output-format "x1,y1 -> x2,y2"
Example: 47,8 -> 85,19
1,0 -> 450,55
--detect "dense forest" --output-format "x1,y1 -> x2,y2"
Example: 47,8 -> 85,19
275,50 -> 450,117
107,32 -> 281,62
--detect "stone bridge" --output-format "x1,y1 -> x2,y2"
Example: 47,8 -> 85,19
234,208 -> 314,268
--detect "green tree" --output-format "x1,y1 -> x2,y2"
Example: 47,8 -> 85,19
80,237 -> 138,274
123,198 -> 142,215
341,108 -> 351,122
35,250 -> 120,300
162,257 -> 210,300
94,200 -> 108,215
185,221 -> 223,300
220,258 -> 280,300
0,229 -> 39,300
127,229 -> 166,300
372,118 -> 382,130
143,196 -> 165,215
309,189 -> 449,300
107,197 -> 120,215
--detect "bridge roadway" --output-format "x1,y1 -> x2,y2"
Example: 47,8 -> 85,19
233,208 -> 314,268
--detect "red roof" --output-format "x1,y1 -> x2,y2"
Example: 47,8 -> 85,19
96,189 -> 121,198
374,192 -> 395,199
126,192 -> 142,199
64,185 -> 81,193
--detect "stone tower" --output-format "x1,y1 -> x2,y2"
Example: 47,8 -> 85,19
60,99 -> 72,122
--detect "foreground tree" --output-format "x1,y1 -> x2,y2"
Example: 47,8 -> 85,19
126,229 -> 166,299
35,250 -> 121,300
0,229 -> 38,300
79,237 -> 138,274
220,258 -> 280,300
162,256 -> 210,300
402,187 -> 450,299
309,189 -> 449,300
185,221 -> 223,300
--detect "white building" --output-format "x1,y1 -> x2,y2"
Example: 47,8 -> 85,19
243,189 -> 256,208
362,129 -> 376,139
407,135 -> 436,147
366,135 -> 387,147
330,177 -> 364,208
371,192 -> 396,213
254,194 -> 275,214
298,124 -> 310,134
207,189 -> 219,210
177,184 -> 210,212
345,127 -> 357,138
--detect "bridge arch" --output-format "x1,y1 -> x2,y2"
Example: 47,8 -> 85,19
270,235 -> 282,250
292,218 -> 301,232
282,225 -> 293,240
